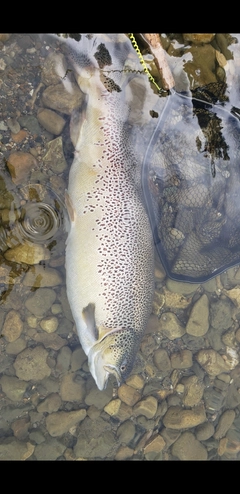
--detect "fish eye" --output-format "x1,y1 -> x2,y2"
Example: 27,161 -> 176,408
120,359 -> 128,373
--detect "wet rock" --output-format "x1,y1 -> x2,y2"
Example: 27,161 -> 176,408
116,420 -> 136,445
6,151 -> 37,185
186,294 -> 209,336
34,438 -> 66,460
40,316 -> 58,333
43,136 -> 67,173
115,446 -> 134,460
37,393 -> 61,413
133,396 -> 158,419
41,51 -> 68,86
32,332 -> 67,350
125,374 -> 145,390
6,337 -> 27,355
210,299 -> 232,331
46,409 -> 86,437
163,405 -> 206,429
60,372 -> 86,402
196,422 -> 215,441
214,410 -> 235,439
183,34 -> 215,44
56,346 -> 72,374
5,243 -> 50,265
71,346 -> 87,371
182,333 -> 205,352
85,386 -> 112,409
7,117 -> 21,134
204,386 -> 225,412
23,265 -> 63,287
172,431 -> 208,460
118,383 -> 141,406
0,375 -> 27,401
163,288 -> 191,309
13,345 -> 51,381
170,349 -> 193,369
160,428 -> 181,448
51,303 -> 62,315
0,34 -> 11,42
42,81 -> 83,115
143,434 -> 166,460
2,310 -> 23,342
196,349 -> 231,376
11,417 -> 30,440
25,288 -> 56,316
74,428 -> 116,460
29,430 -> 45,445
182,375 -> 204,406
17,115 -> 42,135
37,108 -> 66,135
104,399 -> 132,421
154,348 -> 171,371
11,129 -> 28,143
185,44 -> 217,88
166,279 -> 199,295
159,312 -> 185,340
0,438 -> 34,460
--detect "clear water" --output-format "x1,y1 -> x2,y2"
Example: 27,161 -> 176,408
0,33 -> 240,460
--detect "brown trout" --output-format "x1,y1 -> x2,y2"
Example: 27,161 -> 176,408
64,34 -> 154,390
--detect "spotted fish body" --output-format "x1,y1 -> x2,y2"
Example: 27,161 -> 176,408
64,34 -> 154,390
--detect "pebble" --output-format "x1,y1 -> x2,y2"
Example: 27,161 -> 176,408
60,372 -> 86,403
32,332 -> 67,350
0,439 -> 35,460
17,115 -> 42,136
7,117 -> 21,134
172,431 -> 208,460
43,136 -> 67,173
163,405 -> 206,429
125,374 -> 145,390
170,349 -> 193,369
42,81 -> 84,115
214,410 -> 236,439
51,304 -> 62,315
71,346 -> 87,371
46,409 -> 86,437
186,294 -> 209,336
115,446 -> 134,460
37,108 -> 66,135
2,310 -> 23,342
154,348 -> 171,371
104,399 -> 133,421
143,434 -> 166,460
11,129 -> 28,143
56,346 -> 72,374
34,438 -> 66,460
210,299 -> 233,331
118,383 -> 141,406
195,422 -> 215,441
6,151 -> 37,185
11,417 -> 30,441
182,375 -> 204,406
13,345 -> 51,381
74,428 -> 116,460
5,243 -> 50,265
159,312 -> 185,340
204,386 -> 225,412
41,51 -> 68,86
37,393 -> 61,413
163,288 -> 191,309
23,265 -> 63,287
116,420 -> 136,445
133,396 -> 158,419
166,279 -> 199,295
84,386 -> 112,409
6,338 -> 27,355
40,316 -> 58,333
0,375 -> 27,401
25,288 -> 56,317
196,349 -> 231,376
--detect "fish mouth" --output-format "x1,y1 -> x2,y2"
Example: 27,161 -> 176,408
104,364 -> 122,387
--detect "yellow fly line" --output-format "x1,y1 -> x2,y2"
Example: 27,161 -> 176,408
128,33 -> 161,92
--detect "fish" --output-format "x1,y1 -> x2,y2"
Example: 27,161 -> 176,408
63,34 -> 155,390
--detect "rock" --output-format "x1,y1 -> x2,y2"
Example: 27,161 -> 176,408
5,243 -> 50,265
42,136 -> 67,173
71,346 -> 87,371
32,332 -> 67,350
163,288 -> 191,309
159,312 -> 185,340
6,338 -> 27,355
0,438 -> 34,460
46,409 -> 86,437
125,374 -> 145,390
37,108 -> 66,135
183,34 -> 215,44
172,431 -> 208,460
74,428 -> 116,459
17,115 -> 42,135
182,333 -> 205,352
182,375 -> 204,406
6,152 -> 37,185
41,51 -> 68,86
51,304 -> 62,315
204,386 -> 225,412
143,434 -> 166,460
37,393 -> 61,413
11,418 -> 30,440
196,349 -> 231,376
115,446 -> 134,460
154,348 -> 171,371
163,405 -> 206,429
56,346 -> 72,373
133,396 -> 158,419
23,265 -> 62,287
25,288 -> 56,316
195,422 -> 215,441
170,350 -> 193,369
166,279 -> 199,295
7,117 -> 21,134
104,399 -> 132,421
34,438 -> 66,460
13,345 -> 51,381
11,129 -> 28,143
40,317 -> 58,333
2,310 -> 23,342
0,34 -> 11,42
186,294 -> 209,336
0,375 -> 27,401
118,383 -> 141,406
210,299 -> 232,331
42,81 -> 83,115
116,420 -> 136,445
214,410 -> 235,439
84,386 -> 112,409
60,372 -> 86,402
185,44 -> 217,88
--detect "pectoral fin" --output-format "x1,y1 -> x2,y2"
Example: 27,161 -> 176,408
82,303 -> 98,341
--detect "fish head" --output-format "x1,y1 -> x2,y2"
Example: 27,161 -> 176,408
88,328 -> 142,391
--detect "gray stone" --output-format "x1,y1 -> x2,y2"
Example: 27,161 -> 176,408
32,332 -> 67,350
172,431 -> 208,460
196,349 -> 231,376
43,136 -> 67,173
46,409 -> 86,437
214,410 -> 236,439
210,299 -> 233,331
40,316 -> 58,333
196,422 -> 215,441
60,372 -> 86,402
42,81 -> 83,115
159,312 -> 185,340
25,288 -> 56,317
71,346 -> 87,371
116,420 -> 136,445
163,405 -> 206,429
13,345 -> 51,381
84,386 -> 112,409
37,108 -> 66,135
23,265 -> 63,287
34,438 -> 66,460
18,115 -> 42,135
0,375 -> 27,401
0,438 -> 34,460
153,348 -> 171,371
166,278 -> 199,295
56,346 -> 72,374
182,375 -> 204,406
204,386 -> 225,412
37,393 -> 62,413
6,338 -> 27,355
2,310 -> 23,342
170,349 -> 193,369
41,51 -> 68,86
186,294 -> 209,336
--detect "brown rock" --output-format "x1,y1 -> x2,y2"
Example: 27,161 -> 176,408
2,310 -> 23,342
11,130 -> 28,143
118,383 -> 141,406
13,346 -> 51,381
37,108 -> 66,135
115,446 -> 134,460
196,349 -> 231,376
11,418 -> 30,440
170,349 -> 193,369
46,409 -> 86,437
6,152 -> 37,185
172,431 -> 208,460
163,405 -> 206,429
60,372 -> 86,402
32,332 -> 66,350
182,375 -> 204,407
159,312 -> 185,340
4,243 -> 50,265
42,81 -> 83,115
186,294 -> 209,336
133,396 -> 158,419
143,434 -> 166,455
183,34 -> 215,44
214,410 -> 235,439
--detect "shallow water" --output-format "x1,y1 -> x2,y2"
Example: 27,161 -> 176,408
0,33 -> 240,460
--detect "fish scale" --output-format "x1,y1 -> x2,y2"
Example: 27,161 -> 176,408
63,34 -> 154,390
